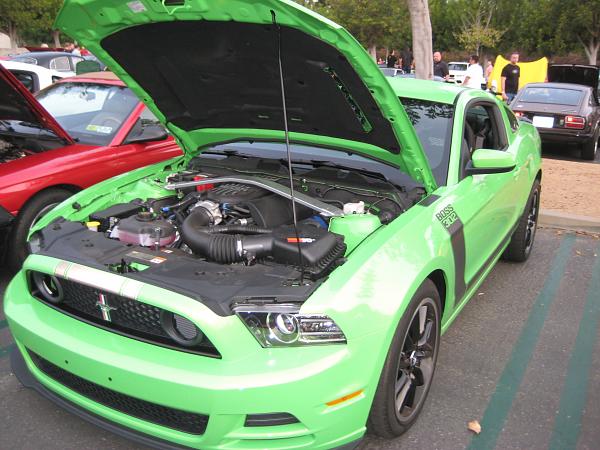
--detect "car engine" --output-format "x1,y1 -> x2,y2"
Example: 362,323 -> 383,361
32,154 -> 420,314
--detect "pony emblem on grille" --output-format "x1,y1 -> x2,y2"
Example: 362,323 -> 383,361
95,293 -> 116,321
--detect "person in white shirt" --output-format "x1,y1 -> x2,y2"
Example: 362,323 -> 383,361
462,55 -> 484,89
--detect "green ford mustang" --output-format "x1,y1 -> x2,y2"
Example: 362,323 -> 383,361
4,1 -> 542,449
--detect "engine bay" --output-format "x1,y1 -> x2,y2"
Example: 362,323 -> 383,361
33,152 -> 423,314
0,129 -> 64,164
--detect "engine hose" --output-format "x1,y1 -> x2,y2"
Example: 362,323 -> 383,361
181,210 -> 273,263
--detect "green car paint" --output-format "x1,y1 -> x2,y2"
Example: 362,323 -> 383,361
3,1 -> 542,449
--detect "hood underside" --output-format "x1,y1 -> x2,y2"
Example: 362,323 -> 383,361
55,0 -> 437,192
548,64 -> 600,90
0,64 -> 72,143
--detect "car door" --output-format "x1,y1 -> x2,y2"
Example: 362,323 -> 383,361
445,99 -> 525,292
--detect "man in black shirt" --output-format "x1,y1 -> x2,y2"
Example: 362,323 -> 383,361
501,52 -> 521,103
433,51 -> 449,80
401,47 -> 413,73
387,50 -> 398,68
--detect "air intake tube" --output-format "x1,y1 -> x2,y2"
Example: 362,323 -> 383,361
181,210 -> 274,263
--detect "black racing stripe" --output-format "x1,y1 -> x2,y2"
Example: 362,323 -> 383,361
435,205 -> 467,302
447,218 -> 467,301
419,194 -> 441,207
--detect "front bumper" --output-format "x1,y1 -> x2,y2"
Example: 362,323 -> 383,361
4,261 -> 379,449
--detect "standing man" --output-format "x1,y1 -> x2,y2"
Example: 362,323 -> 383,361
433,51 -> 449,80
501,52 -> 520,103
462,55 -> 484,89
401,46 -> 413,73
387,50 -> 398,68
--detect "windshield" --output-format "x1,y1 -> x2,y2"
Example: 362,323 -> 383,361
520,87 -> 583,106
35,82 -> 139,145
400,97 -> 453,185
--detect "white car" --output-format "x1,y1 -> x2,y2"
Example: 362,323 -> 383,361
448,61 -> 469,84
0,60 -> 67,93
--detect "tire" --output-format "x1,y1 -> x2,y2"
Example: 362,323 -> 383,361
6,188 -> 72,273
502,179 -> 540,263
367,279 -> 441,438
581,131 -> 599,161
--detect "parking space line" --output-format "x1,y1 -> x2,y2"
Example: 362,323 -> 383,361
467,234 -> 576,450
549,244 -> 600,450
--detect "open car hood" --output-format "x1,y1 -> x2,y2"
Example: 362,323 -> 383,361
0,64 -> 73,143
547,64 -> 600,90
55,0 -> 436,192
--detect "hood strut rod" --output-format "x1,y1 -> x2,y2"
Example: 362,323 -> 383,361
272,10 -> 305,284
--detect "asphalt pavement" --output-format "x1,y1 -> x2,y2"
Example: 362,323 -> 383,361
1,228 -> 599,450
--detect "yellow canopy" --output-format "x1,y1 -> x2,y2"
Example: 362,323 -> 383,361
487,56 -> 548,93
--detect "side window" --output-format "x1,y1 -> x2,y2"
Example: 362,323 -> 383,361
10,70 -> 36,93
460,102 -> 507,179
125,107 -> 167,142
49,56 -> 71,71
504,105 -> 519,132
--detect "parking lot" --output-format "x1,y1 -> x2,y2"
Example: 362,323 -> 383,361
1,227 -> 598,449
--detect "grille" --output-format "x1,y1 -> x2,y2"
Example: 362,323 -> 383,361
28,350 -> 209,435
30,275 -> 220,358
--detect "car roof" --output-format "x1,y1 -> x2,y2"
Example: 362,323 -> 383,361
16,51 -> 74,58
388,77 -> 466,104
523,82 -> 591,91
57,71 -> 125,85
0,60 -> 62,75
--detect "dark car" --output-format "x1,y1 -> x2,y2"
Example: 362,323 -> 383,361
511,65 -> 600,160
11,51 -> 85,75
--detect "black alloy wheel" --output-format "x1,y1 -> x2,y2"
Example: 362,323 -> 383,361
523,187 -> 539,255
368,280 -> 441,437
503,179 -> 540,263
394,297 -> 439,424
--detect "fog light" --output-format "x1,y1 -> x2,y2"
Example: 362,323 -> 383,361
161,311 -> 204,347
30,271 -> 63,304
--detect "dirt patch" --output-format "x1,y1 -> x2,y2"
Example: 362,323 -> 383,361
541,158 -> 600,219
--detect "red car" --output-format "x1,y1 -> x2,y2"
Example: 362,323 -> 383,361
0,67 -> 182,270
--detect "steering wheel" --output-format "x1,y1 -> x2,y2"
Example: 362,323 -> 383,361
99,116 -> 121,129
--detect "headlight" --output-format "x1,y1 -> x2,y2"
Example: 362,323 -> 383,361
234,304 -> 346,347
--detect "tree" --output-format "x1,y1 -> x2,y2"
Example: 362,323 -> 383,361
295,0 -> 411,60
0,0 -> 63,48
453,0 -> 504,56
555,0 -> 600,64
407,0 -> 433,80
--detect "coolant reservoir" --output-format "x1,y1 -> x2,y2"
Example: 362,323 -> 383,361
328,214 -> 382,254
111,212 -> 176,247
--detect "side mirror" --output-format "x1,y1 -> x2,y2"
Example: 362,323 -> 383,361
465,149 -> 516,176
125,123 -> 168,144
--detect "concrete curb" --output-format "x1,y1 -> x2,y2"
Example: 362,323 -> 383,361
539,209 -> 600,233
